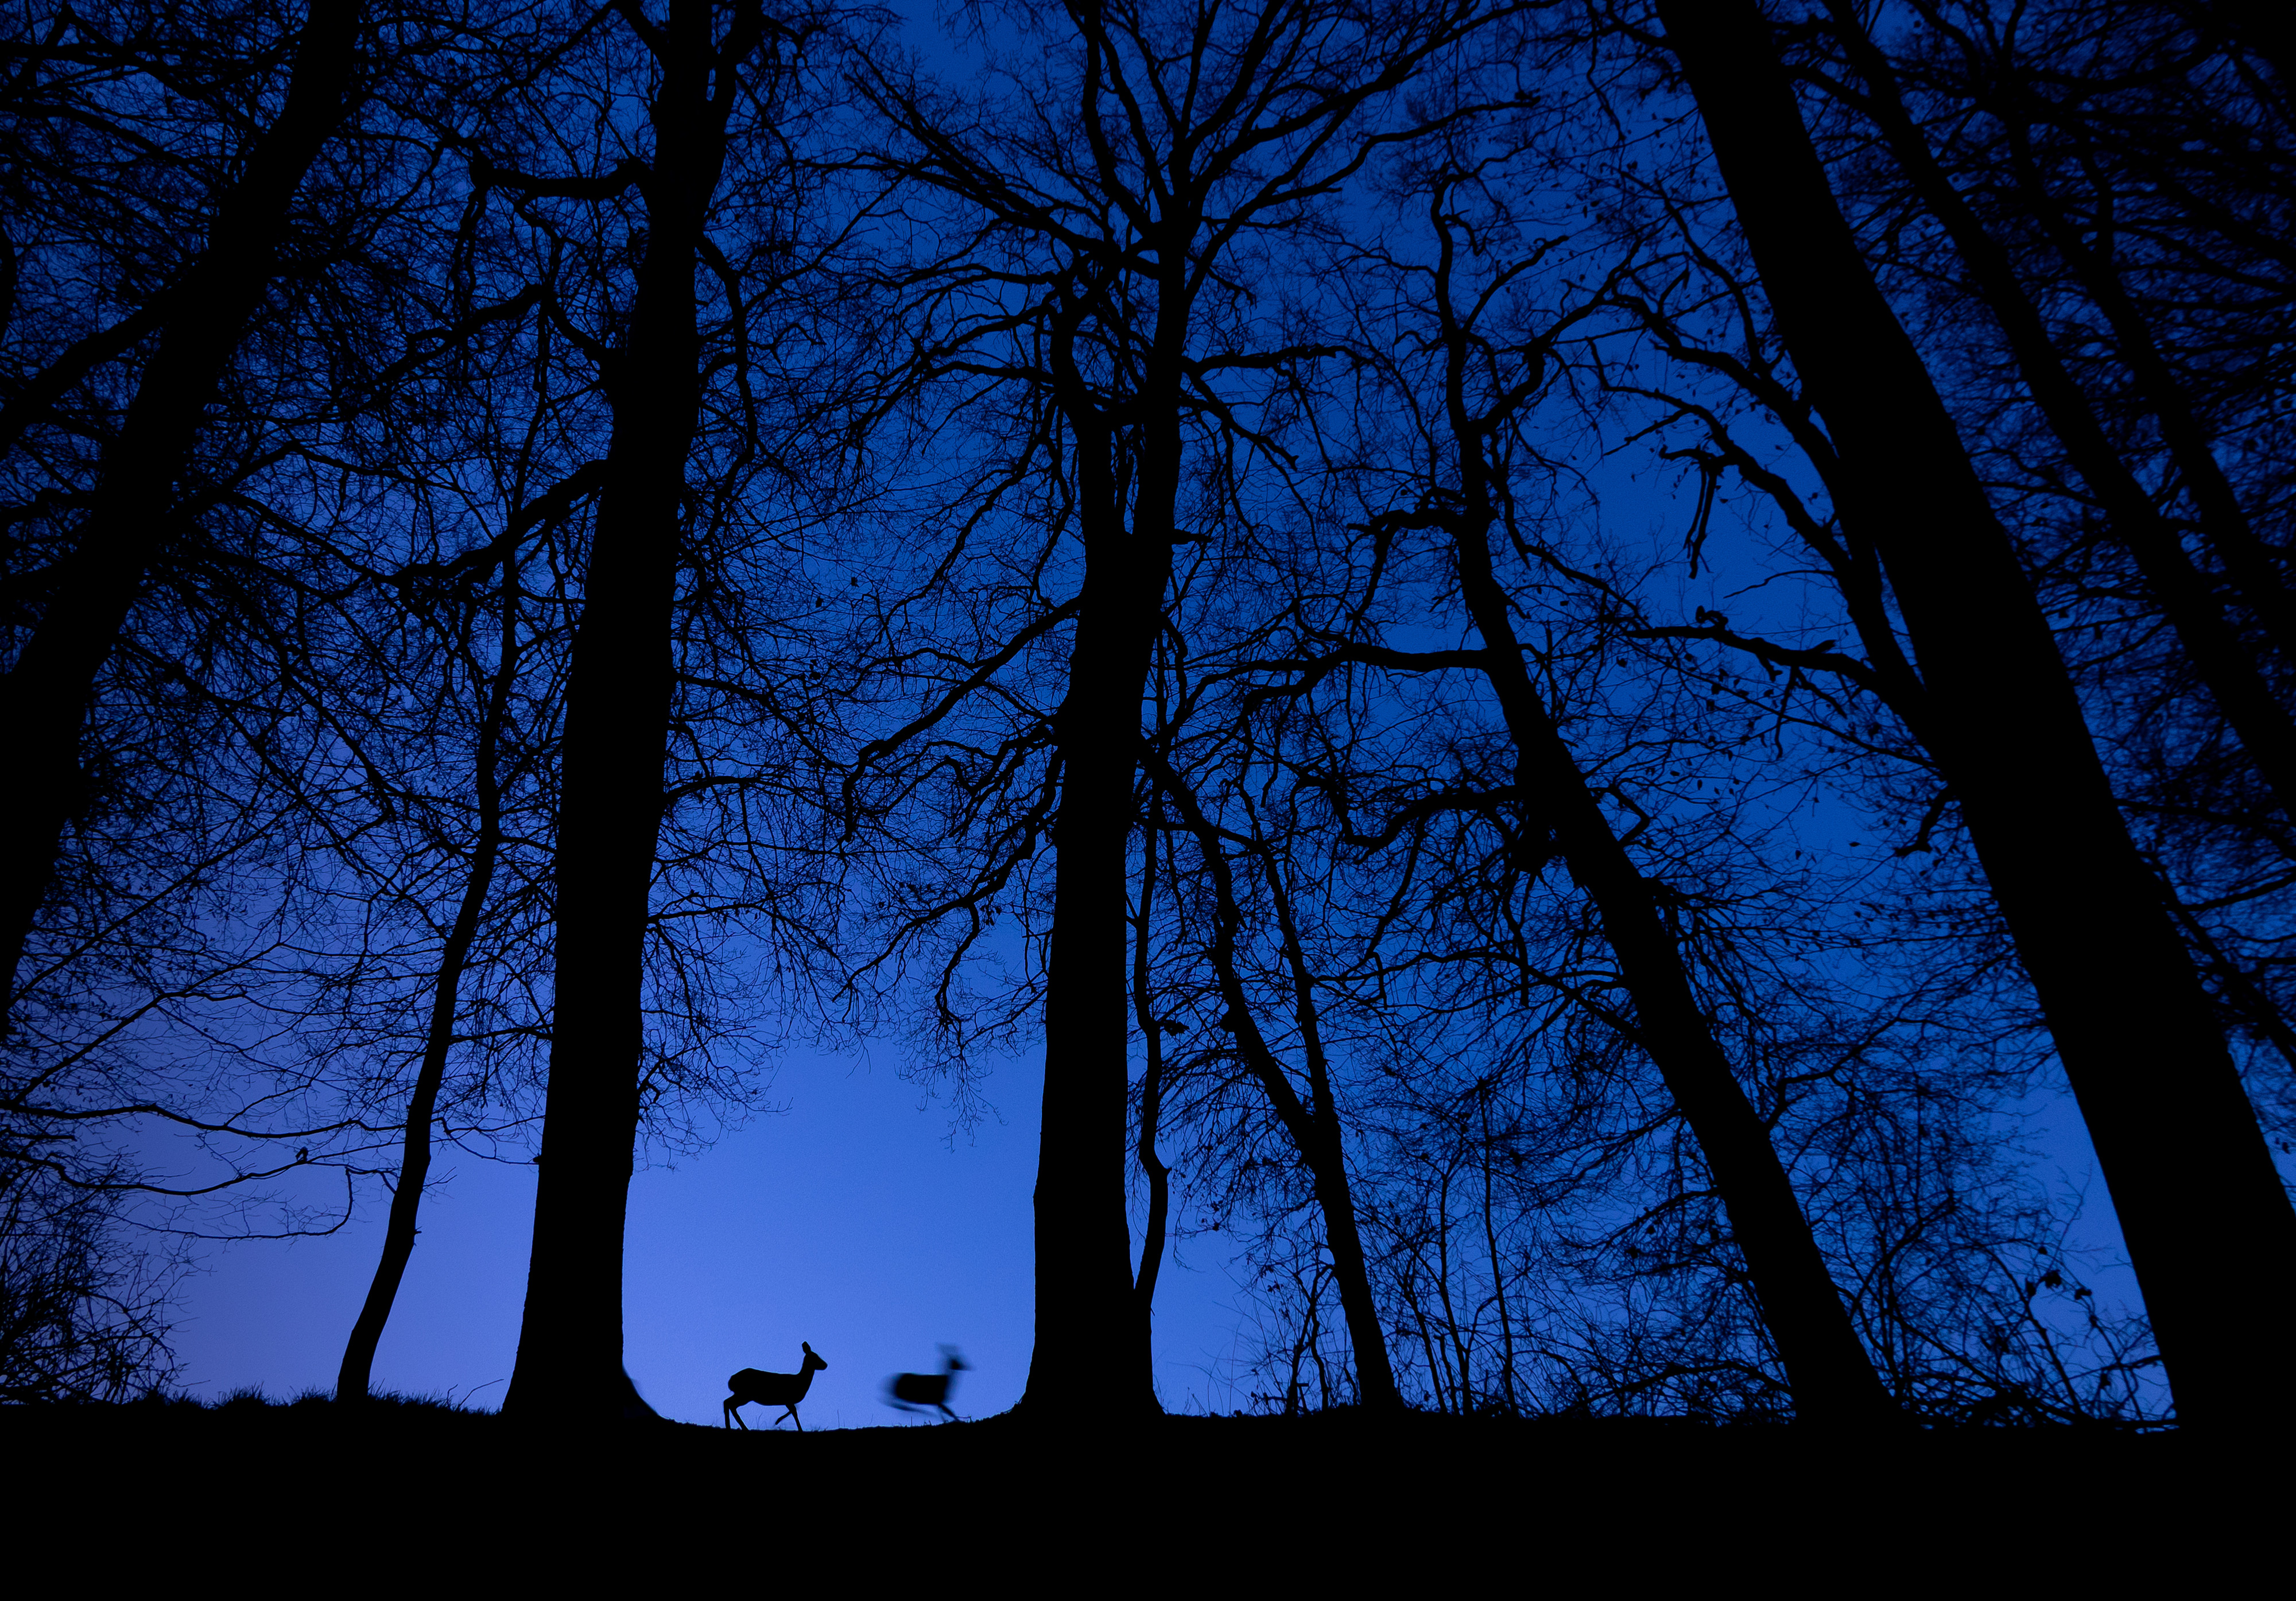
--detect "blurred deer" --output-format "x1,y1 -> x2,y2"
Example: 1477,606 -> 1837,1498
724,1342 -> 828,1430
885,1346 -> 968,1421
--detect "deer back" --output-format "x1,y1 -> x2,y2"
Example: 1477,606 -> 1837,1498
890,1371 -> 949,1405
728,1366 -> 809,1405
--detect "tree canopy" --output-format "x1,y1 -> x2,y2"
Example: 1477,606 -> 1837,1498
3,0 -> 2290,1428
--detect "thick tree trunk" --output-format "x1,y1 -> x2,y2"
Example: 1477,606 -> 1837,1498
1658,0 -> 2296,1428
1023,374 -> 1169,1416
505,0 -> 738,1420
1968,37 -> 2296,676
2207,1 -> 2296,96
1029,611 -> 1165,1414
0,4 -> 359,1027
1819,5 -> 2296,820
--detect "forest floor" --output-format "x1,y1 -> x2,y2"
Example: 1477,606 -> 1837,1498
6,1395 -> 2271,1581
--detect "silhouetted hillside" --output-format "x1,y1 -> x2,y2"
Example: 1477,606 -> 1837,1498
2,1397 -> 2269,1581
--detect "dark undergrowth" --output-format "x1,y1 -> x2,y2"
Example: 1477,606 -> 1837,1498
3,1393 -> 2272,1577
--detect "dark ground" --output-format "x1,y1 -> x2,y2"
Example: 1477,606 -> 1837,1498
5,1398 -> 2274,1583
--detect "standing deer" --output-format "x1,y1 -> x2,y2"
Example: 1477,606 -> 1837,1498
884,1347 -> 968,1422
724,1342 -> 828,1430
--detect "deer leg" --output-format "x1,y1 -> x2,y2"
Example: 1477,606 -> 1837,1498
725,1398 -> 747,1429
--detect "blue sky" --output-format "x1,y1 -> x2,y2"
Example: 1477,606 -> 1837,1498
162,1041 -> 1261,1424
149,385 -> 2163,1423
141,1 -> 2170,1422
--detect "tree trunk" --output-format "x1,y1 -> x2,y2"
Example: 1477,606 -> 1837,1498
1957,25 -> 2296,676
1477,1087 -> 1519,1413
1448,518 -> 1894,1424
1150,761 -> 1404,1413
1405,180 -> 1892,1422
338,548 -> 523,1403
1130,819 -> 1174,1318
505,0 -> 743,1421
2206,1 -> 2296,98
0,3 -> 360,1027
1298,1112 -> 1401,1412
1820,4 -> 2296,820
1023,319 -> 1170,1414
1658,0 -> 2296,1428
1258,828 -> 1403,1413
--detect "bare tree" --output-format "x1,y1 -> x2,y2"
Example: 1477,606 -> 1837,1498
453,0 -> 840,1418
1,0 -> 362,1025
1648,0 -> 2296,1426
1317,153 -> 1894,1422
851,0 -> 1526,1418
1144,749 -> 1403,1409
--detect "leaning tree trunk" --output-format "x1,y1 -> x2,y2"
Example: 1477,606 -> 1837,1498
1817,5 -> 2296,820
1455,549 -> 1895,1424
338,546 -> 524,1403
1398,191 -> 1892,1422
1657,0 -> 2296,1428
1439,498 -> 1892,1422
1990,94 -> 2296,669
2206,1 -> 2295,97
1150,763 -> 1404,1413
1256,832 -> 1403,1413
0,3 -> 360,1028
505,0 -> 748,1420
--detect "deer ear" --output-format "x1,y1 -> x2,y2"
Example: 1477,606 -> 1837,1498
802,1342 -> 815,1354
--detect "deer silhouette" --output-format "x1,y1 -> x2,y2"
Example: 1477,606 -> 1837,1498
724,1342 -> 828,1430
885,1347 -> 969,1422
